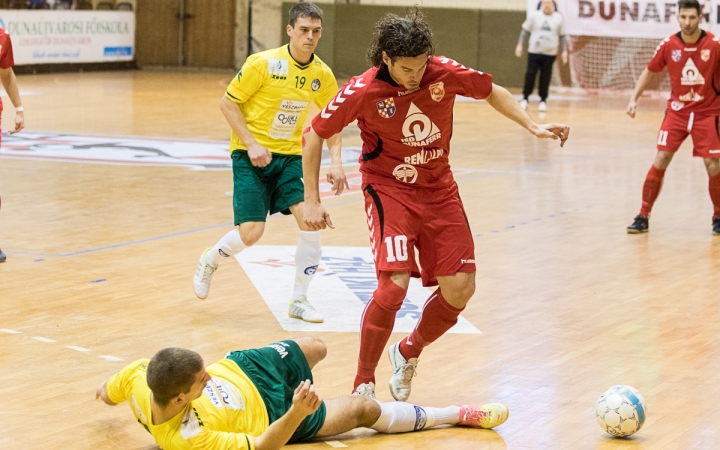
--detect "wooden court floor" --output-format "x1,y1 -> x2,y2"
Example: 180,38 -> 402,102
2,70 -> 720,449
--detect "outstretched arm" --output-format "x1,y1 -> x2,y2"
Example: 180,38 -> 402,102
484,83 -> 570,147
95,380 -> 118,406
252,380 -> 321,450
627,68 -> 663,118
302,127 -> 334,230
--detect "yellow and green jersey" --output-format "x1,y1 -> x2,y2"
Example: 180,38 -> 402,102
106,358 -> 269,450
225,44 -> 338,156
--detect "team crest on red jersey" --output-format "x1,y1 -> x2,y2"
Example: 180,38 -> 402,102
672,49 -> 682,62
429,81 -> 445,102
702,49 -> 710,61
376,98 -> 396,118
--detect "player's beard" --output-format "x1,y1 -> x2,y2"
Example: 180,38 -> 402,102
682,24 -> 699,36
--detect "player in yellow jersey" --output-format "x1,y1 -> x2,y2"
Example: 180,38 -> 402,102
193,2 -> 346,323
97,336 -> 509,450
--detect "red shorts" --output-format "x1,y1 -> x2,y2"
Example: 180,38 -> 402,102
657,110 -> 720,157
363,182 -> 476,287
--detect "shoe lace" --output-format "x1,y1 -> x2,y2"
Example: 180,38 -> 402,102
198,262 -> 217,282
354,383 -> 375,398
293,297 -> 317,311
398,360 -> 418,383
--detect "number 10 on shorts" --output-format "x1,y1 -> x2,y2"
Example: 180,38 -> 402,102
658,130 -> 669,146
385,235 -> 408,262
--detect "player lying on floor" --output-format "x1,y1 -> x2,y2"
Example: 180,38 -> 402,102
96,337 -> 508,450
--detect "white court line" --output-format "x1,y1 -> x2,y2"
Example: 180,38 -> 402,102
3,327 -> 124,361
324,441 -> 348,448
0,329 -> 21,334
66,346 -> 90,352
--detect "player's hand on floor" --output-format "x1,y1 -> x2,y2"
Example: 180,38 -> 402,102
626,101 -> 638,118
293,380 -> 321,416
326,164 -> 349,196
304,203 -> 334,230
534,123 -> 570,147
247,142 -> 272,167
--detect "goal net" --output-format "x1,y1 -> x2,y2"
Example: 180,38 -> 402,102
562,35 -> 670,92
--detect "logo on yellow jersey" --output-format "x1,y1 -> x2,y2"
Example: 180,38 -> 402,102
268,58 -> 289,80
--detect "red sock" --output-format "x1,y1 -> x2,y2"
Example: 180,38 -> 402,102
639,165 -> 666,217
399,289 -> 464,360
354,273 -> 407,390
709,172 -> 720,218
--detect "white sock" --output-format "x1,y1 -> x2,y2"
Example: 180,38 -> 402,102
292,231 -> 321,301
370,402 -> 460,433
206,229 -> 246,266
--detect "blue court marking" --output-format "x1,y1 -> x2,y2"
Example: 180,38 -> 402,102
474,205 -> 594,237
5,147 -> 617,259
7,192 -> 363,259
91,279 -> 107,283
9,222 -> 234,258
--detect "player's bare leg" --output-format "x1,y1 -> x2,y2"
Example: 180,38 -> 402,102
316,396 -> 381,436
703,157 -> 720,234
628,150 -> 675,234
293,336 -> 327,369
390,271 -> 475,401
354,271 -> 409,398
288,202 -> 324,322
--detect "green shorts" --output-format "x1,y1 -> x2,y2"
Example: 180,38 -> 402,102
225,340 -> 326,442
232,150 -> 305,225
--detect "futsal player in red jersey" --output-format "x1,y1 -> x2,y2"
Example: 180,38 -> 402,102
627,0 -> 720,234
301,9 -> 570,400
0,27 -> 25,262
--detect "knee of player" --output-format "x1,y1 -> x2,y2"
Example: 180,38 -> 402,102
356,396 -> 382,427
239,228 -> 263,246
312,336 -> 327,360
296,336 -> 327,365
444,278 -> 475,306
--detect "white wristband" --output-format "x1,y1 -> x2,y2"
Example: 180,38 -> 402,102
15,106 -> 23,112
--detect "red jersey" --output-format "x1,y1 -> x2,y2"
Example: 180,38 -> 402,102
311,56 -> 493,189
648,30 -> 720,115
0,28 -> 15,70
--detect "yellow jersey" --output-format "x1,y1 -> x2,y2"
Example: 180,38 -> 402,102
106,358 -> 269,450
225,45 -> 338,156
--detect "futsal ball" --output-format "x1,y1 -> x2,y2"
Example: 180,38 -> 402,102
595,385 -> 647,437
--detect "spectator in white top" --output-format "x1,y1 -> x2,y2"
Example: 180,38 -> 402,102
515,0 -> 568,112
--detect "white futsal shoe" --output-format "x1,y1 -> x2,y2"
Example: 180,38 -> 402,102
288,296 -> 324,323
388,341 -> 418,401
193,248 -> 217,300
352,382 -> 376,399
538,101 -> 547,112
520,99 -> 528,110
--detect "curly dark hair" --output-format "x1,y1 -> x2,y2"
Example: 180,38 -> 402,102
367,7 -> 435,67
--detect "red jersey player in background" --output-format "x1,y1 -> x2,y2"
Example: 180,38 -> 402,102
0,27 -> 25,262
302,8 -> 570,400
626,0 -> 720,234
